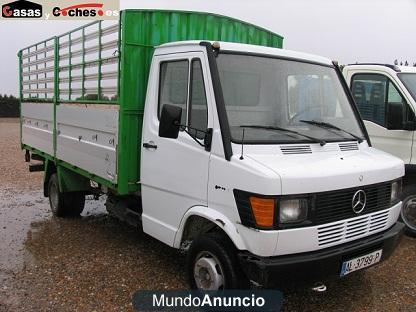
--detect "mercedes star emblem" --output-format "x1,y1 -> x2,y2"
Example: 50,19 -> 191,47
352,190 -> 366,214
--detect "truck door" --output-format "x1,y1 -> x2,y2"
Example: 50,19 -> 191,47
350,73 -> 414,163
140,52 -> 212,246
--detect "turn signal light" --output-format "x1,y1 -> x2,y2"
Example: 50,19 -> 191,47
249,197 -> 275,227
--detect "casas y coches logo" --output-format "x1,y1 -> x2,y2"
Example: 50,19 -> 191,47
53,3 -> 117,18
2,0 -> 42,18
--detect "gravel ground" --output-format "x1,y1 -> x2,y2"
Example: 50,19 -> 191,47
0,118 -> 415,311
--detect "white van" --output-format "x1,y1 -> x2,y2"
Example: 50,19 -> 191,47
344,64 -> 416,235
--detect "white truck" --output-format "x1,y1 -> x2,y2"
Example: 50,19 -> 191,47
344,64 -> 416,236
20,10 -> 405,290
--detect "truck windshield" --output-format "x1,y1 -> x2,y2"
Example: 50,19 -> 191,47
216,53 -> 365,144
398,73 -> 416,102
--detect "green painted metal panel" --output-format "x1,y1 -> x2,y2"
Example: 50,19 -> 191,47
117,9 -> 283,194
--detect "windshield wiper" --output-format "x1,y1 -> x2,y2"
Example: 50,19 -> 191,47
240,125 -> 326,146
299,120 -> 364,143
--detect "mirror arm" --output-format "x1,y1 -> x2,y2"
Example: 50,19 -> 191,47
178,124 -> 207,148
173,120 -> 212,150
183,128 -> 206,147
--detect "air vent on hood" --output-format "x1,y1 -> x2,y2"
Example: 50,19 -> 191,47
339,142 -> 359,151
280,145 -> 312,155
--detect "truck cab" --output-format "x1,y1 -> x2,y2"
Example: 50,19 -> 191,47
140,42 -> 404,288
343,64 -> 416,235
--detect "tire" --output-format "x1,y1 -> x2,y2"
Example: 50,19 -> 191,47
48,173 -> 85,218
186,231 -> 249,290
400,186 -> 416,237
64,193 -> 86,217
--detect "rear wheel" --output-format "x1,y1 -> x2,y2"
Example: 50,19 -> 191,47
187,231 -> 249,290
48,173 -> 85,218
401,186 -> 416,237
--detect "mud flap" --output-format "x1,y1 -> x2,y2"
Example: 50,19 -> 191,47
57,165 -> 91,193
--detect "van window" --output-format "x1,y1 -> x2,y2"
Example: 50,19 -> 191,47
189,59 -> 208,139
220,71 -> 261,107
351,74 -> 388,126
158,58 -> 208,139
216,53 -> 364,144
159,60 -> 189,124
399,73 -> 416,101
288,74 -> 342,121
351,73 -> 406,127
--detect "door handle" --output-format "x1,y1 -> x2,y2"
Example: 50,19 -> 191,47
143,142 -> 158,149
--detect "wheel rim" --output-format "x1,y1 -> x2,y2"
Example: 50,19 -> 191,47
402,196 -> 416,231
49,181 -> 59,213
194,251 -> 224,290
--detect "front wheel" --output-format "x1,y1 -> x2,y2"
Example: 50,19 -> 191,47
186,232 -> 249,290
48,173 -> 85,218
401,186 -> 416,237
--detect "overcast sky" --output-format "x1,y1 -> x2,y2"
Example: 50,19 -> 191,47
0,0 -> 415,96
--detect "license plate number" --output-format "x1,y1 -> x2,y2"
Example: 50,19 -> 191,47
340,249 -> 382,276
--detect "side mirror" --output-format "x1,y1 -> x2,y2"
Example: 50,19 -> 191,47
386,102 -> 403,130
403,121 -> 416,131
159,104 -> 182,139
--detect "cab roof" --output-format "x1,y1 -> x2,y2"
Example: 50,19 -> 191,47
157,40 -> 334,66
345,63 -> 416,73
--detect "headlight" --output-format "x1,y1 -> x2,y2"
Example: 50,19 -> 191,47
391,181 -> 402,204
279,199 -> 308,223
234,190 -> 312,230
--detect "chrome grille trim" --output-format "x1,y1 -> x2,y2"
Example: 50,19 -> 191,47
317,209 -> 391,247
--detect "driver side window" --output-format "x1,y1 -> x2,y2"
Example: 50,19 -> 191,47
158,60 -> 189,125
158,58 -> 209,139
351,73 -> 409,127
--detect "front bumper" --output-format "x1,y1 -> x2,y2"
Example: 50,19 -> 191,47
238,222 -> 404,287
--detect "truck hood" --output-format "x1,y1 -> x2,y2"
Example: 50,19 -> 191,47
245,147 -> 404,194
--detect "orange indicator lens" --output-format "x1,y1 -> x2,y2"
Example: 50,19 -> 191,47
249,197 -> 275,227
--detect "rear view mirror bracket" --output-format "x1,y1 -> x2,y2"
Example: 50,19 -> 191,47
159,104 -> 212,151
180,125 -> 213,151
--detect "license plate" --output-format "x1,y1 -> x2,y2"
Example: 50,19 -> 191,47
340,249 -> 383,276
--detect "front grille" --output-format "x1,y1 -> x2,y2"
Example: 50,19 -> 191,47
317,209 -> 390,247
315,182 -> 391,225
